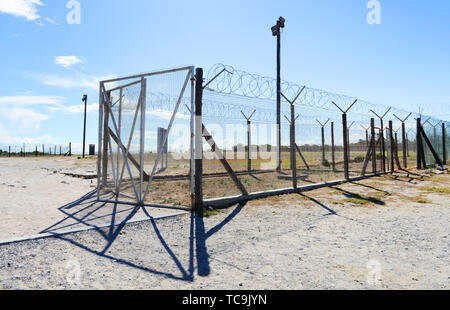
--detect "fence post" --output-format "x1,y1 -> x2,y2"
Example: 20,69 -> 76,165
416,119 -> 421,169
389,121 -> 395,173
194,68 -> 204,216
371,118 -> 376,174
247,120 -> 252,173
331,122 -> 336,172
290,104 -> 297,189
443,123 -> 447,165
380,120 -> 386,173
342,113 -> 349,179
321,126 -> 326,166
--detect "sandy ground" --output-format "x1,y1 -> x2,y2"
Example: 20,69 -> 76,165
0,157 -> 186,242
0,158 -> 448,289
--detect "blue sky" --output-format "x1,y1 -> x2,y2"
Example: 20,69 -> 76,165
0,0 -> 449,152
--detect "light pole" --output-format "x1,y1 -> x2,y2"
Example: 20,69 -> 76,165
272,16 -> 285,172
82,94 -> 88,158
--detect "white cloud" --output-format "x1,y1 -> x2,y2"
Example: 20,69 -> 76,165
0,107 -> 48,132
55,56 -> 83,68
48,103 -> 98,114
34,73 -> 115,91
0,95 -> 64,106
0,122 -> 56,146
0,0 -> 43,21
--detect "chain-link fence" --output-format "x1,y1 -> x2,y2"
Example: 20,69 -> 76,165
96,64 -> 450,210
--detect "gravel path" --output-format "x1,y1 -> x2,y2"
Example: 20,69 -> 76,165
0,158 -> 185,242
0,171 -> 448,290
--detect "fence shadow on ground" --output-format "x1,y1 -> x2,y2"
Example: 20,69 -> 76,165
40,191 -> 247,282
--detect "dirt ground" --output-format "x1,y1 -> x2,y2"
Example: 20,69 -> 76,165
0,157 -> 186,242
0,157 -> 448,290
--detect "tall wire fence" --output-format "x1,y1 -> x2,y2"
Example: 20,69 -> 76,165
95,64 -> 450,209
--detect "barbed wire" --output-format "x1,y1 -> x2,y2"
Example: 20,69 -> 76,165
206,63 -> 449,126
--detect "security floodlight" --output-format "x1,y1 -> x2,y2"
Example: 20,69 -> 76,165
271,25 -> 279,36
271,16 -> 285,36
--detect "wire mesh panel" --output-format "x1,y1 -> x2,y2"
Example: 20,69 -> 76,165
98,67 -> 194,209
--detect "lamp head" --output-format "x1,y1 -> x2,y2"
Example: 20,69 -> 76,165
277,16 -> 285,28
271,16 -> 285,36
271,25 -> 279,36
82,94 -> 88,101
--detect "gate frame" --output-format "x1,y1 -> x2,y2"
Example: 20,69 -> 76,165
97,66 -> 195,211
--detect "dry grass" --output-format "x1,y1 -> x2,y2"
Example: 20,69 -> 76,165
420,186 -> 450,194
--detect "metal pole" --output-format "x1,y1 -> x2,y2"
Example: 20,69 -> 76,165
247,120 -> 251,173
389,121 -> 395,173
380,119 -> 386,173
189,75 -> 195,207
290,104 -> 297,189
102,92 -> 110,187
82,95 -> 88,159
342,113 -> 349,179
321,126 -> 326,166
276,33 -> 281,172
9,146 -> 10,158
194,68 -> 204,216
97,82 -> 104,201
140,79 -> 146,204
371,118 -> 376,174
416,118 -> 421,169
331,122 -> 336,172
443,123 -> 447,165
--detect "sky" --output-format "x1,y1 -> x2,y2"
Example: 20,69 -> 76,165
0,0 -> 449,152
